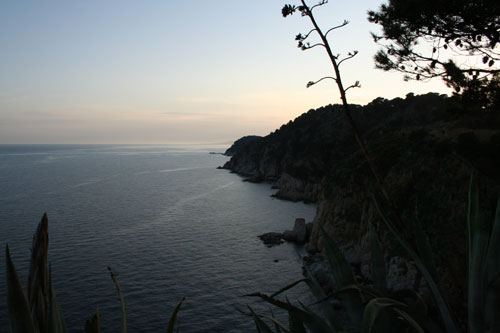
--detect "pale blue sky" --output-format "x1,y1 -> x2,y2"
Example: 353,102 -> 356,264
0,1 -> 450,144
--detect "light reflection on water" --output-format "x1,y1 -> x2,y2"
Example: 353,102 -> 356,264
0,145 -> 316,332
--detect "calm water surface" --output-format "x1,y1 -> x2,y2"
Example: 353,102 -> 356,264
0,145 -> 316,332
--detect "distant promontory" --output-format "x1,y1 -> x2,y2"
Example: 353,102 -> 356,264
224,135 -> 261,156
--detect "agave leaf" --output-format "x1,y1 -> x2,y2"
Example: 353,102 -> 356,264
268,308 -> 281,333
362,297 -> 424,333
362,297 -> 407,333
320,227 -> 356,288
246,292 -> 334,332
467,175 -> 489,333
108,266 -> 127,333
369,221 -> 386,295
409,209 -> 438,281
6,245 -> 36,333
486,198 -> 500,280
373,196 -> 459,333
298,301 -> 339,333
263,314 -> 288,332
166,297 -> 185,333
270,279 -> 307,298
28,213 -> 49,333
320,227 -> 363,329
391,289 -> 428,319
288,308 -> 307,333
84,310 -> 100,333
240,307 -> 288,332
392,307 -> 425,333
291,300 -> 332,333
248,306 -> 274,333
337,283 -> 383,304
48,265 -> 67,333
302,261 -> 343,331
485,198 -> 500,332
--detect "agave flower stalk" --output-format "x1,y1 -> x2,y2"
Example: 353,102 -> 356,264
285,0 -> 405,235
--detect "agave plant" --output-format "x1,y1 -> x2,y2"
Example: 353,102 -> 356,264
375,174 -> 500,333
247,173 -> 499,332
465,175 -> 500,333
246,224 -> 429,332
5,213 -> 60,333
5,213 -> 185,333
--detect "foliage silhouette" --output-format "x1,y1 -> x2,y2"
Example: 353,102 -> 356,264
368,0 -> 500,110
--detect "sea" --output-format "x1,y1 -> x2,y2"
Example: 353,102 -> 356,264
0,144 -> 316,332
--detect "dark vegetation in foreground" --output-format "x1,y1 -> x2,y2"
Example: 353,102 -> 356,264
245,175 -> 500,332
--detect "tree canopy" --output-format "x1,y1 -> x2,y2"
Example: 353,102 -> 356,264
368,0 -> 500,110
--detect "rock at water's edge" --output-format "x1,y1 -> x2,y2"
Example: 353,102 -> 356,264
258,232 -> 284,246
283,230 -> 297,242
293,218 -> 307,244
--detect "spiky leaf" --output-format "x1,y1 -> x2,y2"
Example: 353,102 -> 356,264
6,245 -> 35,333
248,306 -> 274,333
485,198 -> 500,332
374,196 -> 459,333
369,221 -> 386,294
48,265 -> 67,333
28,213 -> 49,333
246,292 -> 334,332
288,309 -> 307,333
320,227 -> 363,329
362,297 -> 424,333
467,175 -> 489,333
392,308 -> 425,333
271,279 -> 307,298
268,308 -> 282,333
302,262 -> 343,331
409,211 -> 438,281
166,297 -> 185,333
84,310 -> 100,333
320,227 -> 357,287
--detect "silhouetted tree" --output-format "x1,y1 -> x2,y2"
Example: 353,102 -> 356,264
368,0 -> 500,110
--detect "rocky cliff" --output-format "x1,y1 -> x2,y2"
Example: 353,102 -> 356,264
223,93 -> 500,320
223,93 -> 467,202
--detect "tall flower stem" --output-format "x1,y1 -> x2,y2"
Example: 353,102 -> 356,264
300,0 -> 406,233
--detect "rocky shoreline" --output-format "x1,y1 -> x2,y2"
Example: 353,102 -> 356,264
258,218 -> 313,246
219,93 -> 500,326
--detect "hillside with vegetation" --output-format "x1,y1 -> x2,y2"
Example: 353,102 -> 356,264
224,135 -> 262,156
223,93 -> 500,328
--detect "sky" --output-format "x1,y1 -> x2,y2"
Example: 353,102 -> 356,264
0,0 -> 451,145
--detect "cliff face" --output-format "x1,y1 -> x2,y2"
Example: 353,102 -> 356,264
223,93 -> 459,202
223,93 -> 500,317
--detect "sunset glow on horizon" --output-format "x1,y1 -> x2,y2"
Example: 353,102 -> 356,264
0,1 -> 451,145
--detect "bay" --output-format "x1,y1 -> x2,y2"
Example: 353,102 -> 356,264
0,144 -> 316,332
